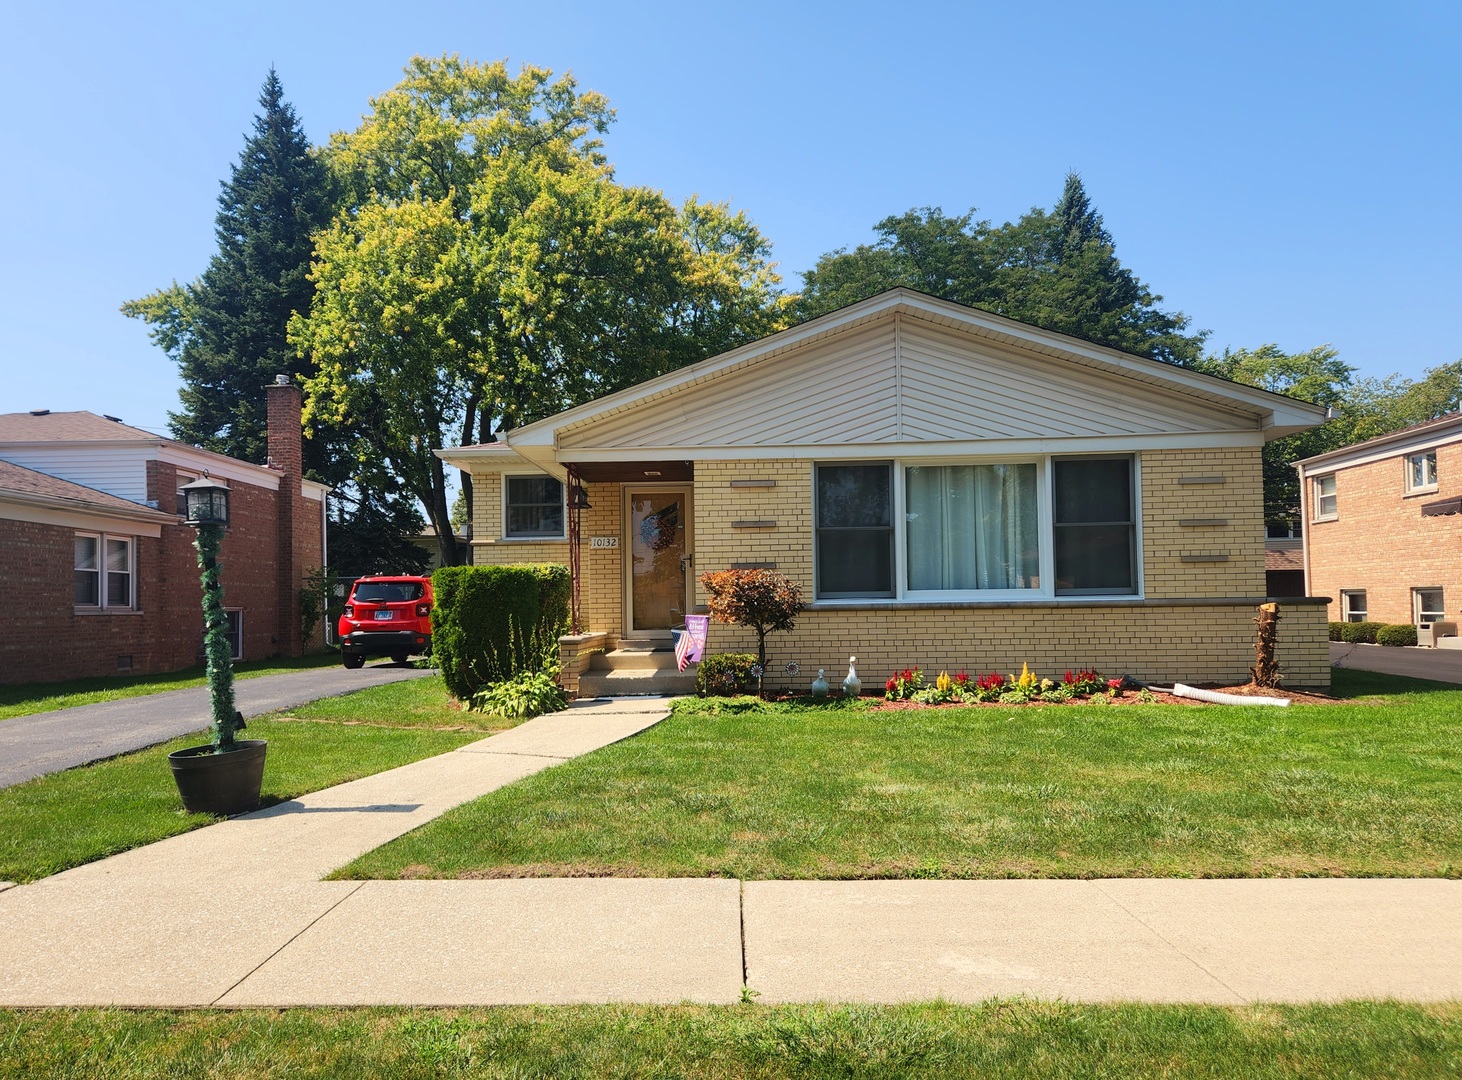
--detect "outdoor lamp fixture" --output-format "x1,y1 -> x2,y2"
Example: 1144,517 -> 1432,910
181,472 -> 241,754
569,484 -> 592,510
181,473 -> 230,527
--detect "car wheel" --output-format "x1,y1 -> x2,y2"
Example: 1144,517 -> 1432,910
343,653 -> 365,669
391,653 -> 409,664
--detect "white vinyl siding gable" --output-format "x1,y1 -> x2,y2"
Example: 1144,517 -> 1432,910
0,447 -> 153,503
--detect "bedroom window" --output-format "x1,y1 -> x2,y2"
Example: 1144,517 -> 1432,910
504,475 -> 565,538
1340,590 -> 1367,623
1053,457 -> 1136,595
75,534 -> 134,609
815,463 -> 893,597
1406,451 -> 1438,494
1313,474 -> 1338,520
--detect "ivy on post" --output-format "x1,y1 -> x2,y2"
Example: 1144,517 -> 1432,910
181,474 -> 241,752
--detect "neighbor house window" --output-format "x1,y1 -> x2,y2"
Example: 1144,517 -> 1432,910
1340,590 -> 1367,623
1413,587 -> 1445,625
1266,520 -> 1302,540
224,609 -> 244,660
75,534 -> 134,609
906,463 -> 1038,592
504,475 -> 565,538
1053,457 -> 1136,595
816,463 -> 893,598
1313,474 -> 1338,520
1406,451 -> 1438,494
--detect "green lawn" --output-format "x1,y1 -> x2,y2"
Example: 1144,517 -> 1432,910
339,669 -> 1462,882
0,652 -> 345,721
0,676 -> 509,884
1,1002 -> 1458,1078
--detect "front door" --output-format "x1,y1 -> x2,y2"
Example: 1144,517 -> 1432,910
624,486 -> 692,638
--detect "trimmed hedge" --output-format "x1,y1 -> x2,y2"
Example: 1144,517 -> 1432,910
1328,621 -> 1346,642
432,564 -> 571,700
1338,621 -> 1384,644
696,653 -> 759,697
1377,623 -> 1419,647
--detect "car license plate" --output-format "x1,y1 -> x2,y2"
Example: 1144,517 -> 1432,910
374,610 -> 395,620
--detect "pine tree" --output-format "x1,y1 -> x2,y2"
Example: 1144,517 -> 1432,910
126,69 -> 333,469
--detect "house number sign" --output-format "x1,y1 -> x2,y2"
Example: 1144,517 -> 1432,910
589,536 -> 619,549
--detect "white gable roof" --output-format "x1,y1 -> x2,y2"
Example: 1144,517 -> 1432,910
444,290 -> 1325,473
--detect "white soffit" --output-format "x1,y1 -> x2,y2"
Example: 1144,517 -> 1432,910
560,314 -> 1259,451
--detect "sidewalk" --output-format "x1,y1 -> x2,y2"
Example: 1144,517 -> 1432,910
0,661 -> 434,789
2,695 -> 1460,1007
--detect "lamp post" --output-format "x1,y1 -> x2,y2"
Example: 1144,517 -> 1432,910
180,473 -> 239,753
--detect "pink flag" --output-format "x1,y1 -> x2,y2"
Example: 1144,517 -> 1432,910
677,614 -> 709,671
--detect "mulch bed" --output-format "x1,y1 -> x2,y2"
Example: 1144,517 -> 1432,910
870,683 -> 1341,709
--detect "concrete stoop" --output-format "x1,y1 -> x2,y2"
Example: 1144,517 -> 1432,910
577,647 -> 698,697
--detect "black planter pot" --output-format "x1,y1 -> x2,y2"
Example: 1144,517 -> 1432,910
168,739 -> 268,816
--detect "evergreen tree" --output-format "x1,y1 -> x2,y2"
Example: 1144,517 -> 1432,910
795,174 -> 1207,366
124,68 -> 334,470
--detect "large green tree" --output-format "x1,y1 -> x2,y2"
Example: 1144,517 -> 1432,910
795,173 -> 1207,366
124,69 -> 334,468
293,56 -> 787,565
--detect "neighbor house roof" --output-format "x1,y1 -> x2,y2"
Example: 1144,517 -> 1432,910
0,458 -> 175,532
1294,411 -> 1462,474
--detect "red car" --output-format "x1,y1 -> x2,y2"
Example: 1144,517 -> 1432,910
337,575 -> 433,668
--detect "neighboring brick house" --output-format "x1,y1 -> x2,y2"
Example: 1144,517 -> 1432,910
0,381 -> 328,684
1296,411 -> 1462,629
440,289 -> 1332,691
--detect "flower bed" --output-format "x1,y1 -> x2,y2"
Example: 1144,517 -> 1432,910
875,665 -> 1338,707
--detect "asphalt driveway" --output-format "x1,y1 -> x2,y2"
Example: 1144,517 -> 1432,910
0,662 -> 434,789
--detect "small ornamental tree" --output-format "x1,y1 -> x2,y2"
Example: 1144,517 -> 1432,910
699,568 -> 804,674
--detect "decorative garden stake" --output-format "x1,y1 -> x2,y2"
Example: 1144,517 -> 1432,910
842,656 -> 861,698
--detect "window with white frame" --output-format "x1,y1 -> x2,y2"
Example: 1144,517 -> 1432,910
1053,457 -> 1136,595
504,475 -> 565,538
74,534 -> 134,610
813,455 -> 1136,601
1266,520 -> 1303,540
1406,451 -> 1438,494
1312,474 -> 1338,520
1413,587 -> 1445,625
1340,590 -> 1367,623
816,463 -> 894,597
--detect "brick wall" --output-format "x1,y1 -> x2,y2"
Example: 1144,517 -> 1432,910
1140,448 -> 1266,599
702,600 -> 1330,692
1307,441 -> 1462,623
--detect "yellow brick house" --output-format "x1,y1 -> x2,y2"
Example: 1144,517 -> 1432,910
439,289 -> 1331,693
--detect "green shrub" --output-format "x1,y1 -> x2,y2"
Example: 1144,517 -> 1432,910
1377,623 -> 1418,647
1328,621 -> 1346,642
471,668 -> 567,719
432,564 -> 571,700
696,653 -> 758,697
1339,621 -> 1383,644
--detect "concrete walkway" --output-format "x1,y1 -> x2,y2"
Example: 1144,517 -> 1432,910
2,695 -> 1461,1007
0,661 -> 433,789
1330,641 -> 1462,685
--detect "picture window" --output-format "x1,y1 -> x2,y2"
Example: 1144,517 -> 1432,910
504,476 -> 565,538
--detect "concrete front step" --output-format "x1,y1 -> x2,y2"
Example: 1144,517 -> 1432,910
590,648 -> 681,672
577,667 -> 698,697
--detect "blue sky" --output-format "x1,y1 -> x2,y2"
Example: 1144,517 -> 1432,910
3,1 -> 1458,437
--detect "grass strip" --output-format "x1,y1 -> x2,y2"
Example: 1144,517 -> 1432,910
0,678 -> 488,883
0,652 -> 345,721
1,1002 -> 1459,1078
339,670 -> 1462,882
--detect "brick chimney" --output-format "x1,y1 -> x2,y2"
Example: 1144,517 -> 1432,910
266,376 -> 305,656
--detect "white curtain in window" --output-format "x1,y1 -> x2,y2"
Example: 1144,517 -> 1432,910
907,464 -> 1037,590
